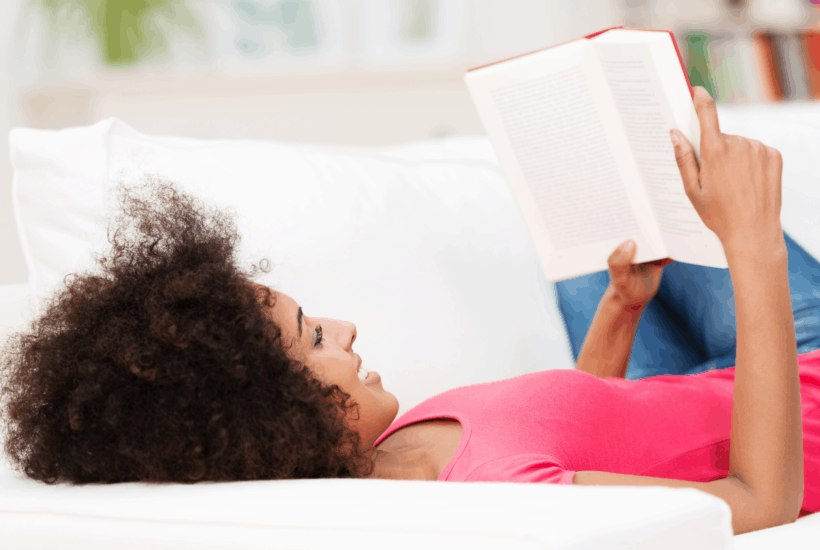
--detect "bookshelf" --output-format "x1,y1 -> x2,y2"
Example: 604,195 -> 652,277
627,0 -> 820,103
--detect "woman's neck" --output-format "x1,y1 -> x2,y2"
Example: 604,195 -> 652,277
366,445 -> 439,481
365,419 -> 463,481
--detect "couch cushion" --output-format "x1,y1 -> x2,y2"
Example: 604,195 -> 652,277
10,119 -> 575,416
0,470 -> 733,550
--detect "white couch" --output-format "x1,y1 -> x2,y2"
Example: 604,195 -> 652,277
1,103 -> 820,548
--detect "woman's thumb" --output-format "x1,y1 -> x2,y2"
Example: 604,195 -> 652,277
670,129 -> 700,194
607,240 -> 634,280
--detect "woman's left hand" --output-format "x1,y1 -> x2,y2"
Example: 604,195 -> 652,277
607,240 -> 675,312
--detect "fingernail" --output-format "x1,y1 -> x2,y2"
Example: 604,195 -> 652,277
621,240 -> 634,252
670,129 -> 681,145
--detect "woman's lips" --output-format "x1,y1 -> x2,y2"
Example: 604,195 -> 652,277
356,355 -> 369,381
356,354 -> 380,384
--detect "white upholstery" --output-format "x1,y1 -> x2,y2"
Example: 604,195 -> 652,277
9,119 -> 576,420
0,473 -> 732,550
2,103 -> 820,548
2,282 -> 738,550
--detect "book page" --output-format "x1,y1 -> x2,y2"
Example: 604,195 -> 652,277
489,67 -> 641,249
592,31 -> 728,269
594,44 -> 697,236
465,40 -> 664,282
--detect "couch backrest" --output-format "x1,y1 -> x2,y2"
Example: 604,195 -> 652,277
9,120 -> 576,416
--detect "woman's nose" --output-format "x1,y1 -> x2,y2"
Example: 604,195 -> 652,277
348,323 -> 357,348
340,320 -> 356,350
317,318 -> 356,349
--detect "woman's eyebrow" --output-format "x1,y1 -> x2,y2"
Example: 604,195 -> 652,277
297,307 -> 303,338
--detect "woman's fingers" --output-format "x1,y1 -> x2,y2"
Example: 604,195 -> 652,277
607,241 -> 670,306
607,240 -> 636,279
608,241 -> 637,299
693,86 -> 721,141
671,128 -> 700,195
672,85 -> 783,250
609,244 -> 673,272
672,87 -> 715,228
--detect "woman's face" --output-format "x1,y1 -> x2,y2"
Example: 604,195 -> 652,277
262,286 -> 399,448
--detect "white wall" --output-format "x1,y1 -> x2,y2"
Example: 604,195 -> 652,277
0,0 -> 626,285
1,0 -> 26,285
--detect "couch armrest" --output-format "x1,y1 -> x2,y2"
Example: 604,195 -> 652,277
735,510 -> 820,549
0,475 -> 733,550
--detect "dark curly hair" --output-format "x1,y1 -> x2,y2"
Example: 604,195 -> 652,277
0,180 -> 371,483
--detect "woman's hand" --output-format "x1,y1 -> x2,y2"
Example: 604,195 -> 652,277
607,240 -> 674,312
575,240 -> 673,379
670,87 -> 784,254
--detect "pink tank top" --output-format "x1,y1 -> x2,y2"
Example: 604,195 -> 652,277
374,349 -> 820,514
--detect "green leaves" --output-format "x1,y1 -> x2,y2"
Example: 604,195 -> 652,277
38,0 -> 201,66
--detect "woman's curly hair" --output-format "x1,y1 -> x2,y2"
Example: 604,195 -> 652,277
0,180 -> 371,483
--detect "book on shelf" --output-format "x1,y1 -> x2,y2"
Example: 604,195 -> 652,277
690,29 -> 818,104
772,33 -> 811,100
802,32 -> 820,99
685,32 -> 717,99
464,26 -> 729,283
752,32 -> 785,102
707,34 -> 762,103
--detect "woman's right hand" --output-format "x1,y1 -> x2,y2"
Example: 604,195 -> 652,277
670,87 -> 784,254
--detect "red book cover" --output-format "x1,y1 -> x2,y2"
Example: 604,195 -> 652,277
467,27 -> 694,99
752,32 -> 784,102
802,32 -> 820,100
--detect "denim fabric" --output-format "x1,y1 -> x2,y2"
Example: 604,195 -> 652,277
554,231 -> 820,380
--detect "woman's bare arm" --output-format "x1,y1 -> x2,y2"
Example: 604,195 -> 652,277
574,286 -> 642,379
576,241 -> 673,379
724,236 -> 802,526
574,88 -> 803,535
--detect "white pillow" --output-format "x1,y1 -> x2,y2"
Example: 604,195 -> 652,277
10,118 -> 575,416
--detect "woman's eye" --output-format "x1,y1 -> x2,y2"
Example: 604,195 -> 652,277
313,325 -> 324,347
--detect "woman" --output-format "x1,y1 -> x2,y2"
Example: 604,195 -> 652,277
1,88 -> 817,535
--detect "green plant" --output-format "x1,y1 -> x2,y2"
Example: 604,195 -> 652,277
37,0 -> 201,66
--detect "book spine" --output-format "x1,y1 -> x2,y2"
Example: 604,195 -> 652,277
752,32 -> 784,102
772,33 -> 810,100
467,26 -> 693,100
667,30 -> 695,98
710,37 -> 742,103
802,32 -> 820,100
735,37 -> 764,103
583,25 -> 626,40
685,32 -> 717,99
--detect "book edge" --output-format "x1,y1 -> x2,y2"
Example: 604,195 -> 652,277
466,26 -> 625,73
467,26 -> 695,100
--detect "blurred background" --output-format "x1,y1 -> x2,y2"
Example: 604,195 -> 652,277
1,0 -> 819,284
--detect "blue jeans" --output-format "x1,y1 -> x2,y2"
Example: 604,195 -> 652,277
555,231 -> 820,380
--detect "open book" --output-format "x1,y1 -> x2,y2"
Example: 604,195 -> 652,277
465,27 -> 729,282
